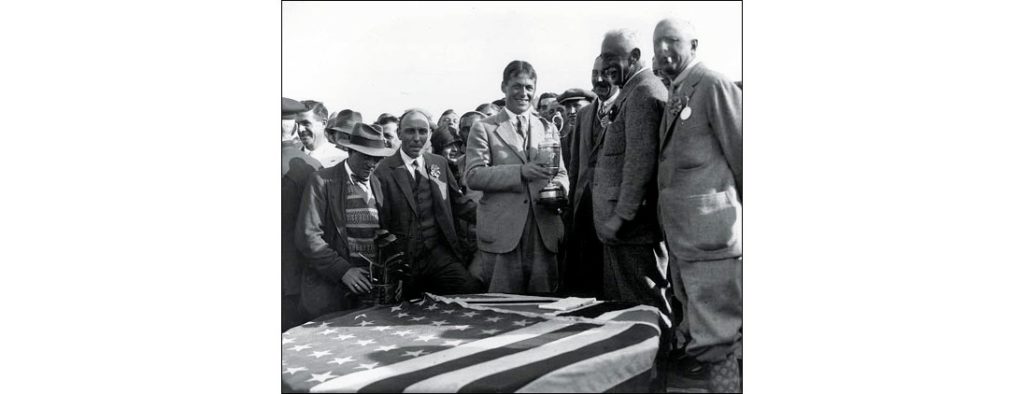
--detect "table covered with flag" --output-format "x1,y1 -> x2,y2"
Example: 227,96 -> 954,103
282,293 -> 662,392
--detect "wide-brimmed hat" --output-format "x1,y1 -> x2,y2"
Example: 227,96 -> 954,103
340,123 -> 399,157
282,97 -> 307,119
328,109 -> 363,141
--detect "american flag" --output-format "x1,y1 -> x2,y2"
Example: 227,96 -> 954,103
282,293 -> 661,393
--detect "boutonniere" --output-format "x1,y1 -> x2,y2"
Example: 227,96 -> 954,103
428,164 -> 441,180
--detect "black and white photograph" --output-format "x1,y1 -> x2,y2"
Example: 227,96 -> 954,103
281,1 -> 741,392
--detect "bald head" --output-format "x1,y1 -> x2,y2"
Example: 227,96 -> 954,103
653,19 -> 699,81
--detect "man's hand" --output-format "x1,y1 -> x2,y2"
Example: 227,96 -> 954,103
596,215 -> 624,241
341,267 -> 372,294
522,156 -> 556,181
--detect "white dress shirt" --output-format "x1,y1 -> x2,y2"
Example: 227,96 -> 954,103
344,161 -> 371,195
399,148 -> 426,179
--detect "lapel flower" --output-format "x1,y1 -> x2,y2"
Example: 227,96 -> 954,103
428,164 -> 441,180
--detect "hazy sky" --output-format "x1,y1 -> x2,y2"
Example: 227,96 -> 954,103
283,1 -> 741,122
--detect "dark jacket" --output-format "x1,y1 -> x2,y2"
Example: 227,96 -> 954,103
374,151 -> 477,262
282,140 -> 322,297
592,68 -> 667,245
294,160 -> 384,317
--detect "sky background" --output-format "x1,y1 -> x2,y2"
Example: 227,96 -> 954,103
283,1 -> 741,122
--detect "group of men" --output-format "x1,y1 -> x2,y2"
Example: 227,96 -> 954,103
282,18 -> 742,392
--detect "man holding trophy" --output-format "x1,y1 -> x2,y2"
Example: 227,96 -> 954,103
464,60 -> 569,295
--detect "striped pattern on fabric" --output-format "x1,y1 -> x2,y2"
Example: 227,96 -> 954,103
344,179 -> 378,262
281,294 -> 661,393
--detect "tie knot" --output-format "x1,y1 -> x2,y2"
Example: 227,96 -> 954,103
412,160 -> 420,169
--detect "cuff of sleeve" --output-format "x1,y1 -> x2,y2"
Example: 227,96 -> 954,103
324,259 -> 351,282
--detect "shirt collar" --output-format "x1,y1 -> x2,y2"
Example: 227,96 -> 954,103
600,89 -> 621,113
399,148 -> 423,170
670,56 -> 701,90
504,106 -> 531,122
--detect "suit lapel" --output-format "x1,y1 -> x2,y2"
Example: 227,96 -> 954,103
386,154 -> 418,213
493,111 -> 528,163
661,63 -> 706,152
591,70 -> 648,159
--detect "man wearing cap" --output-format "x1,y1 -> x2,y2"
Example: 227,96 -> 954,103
328,109 -> 363,149
294,123 -> 399,318
562,57 -> 620,299
375,109 -> 482,299
298,100 -> 348,168
593,28 -> 672,332
464,60 -> 568,295
282,97 -> 322,331
654,19 -> 742,392
555,88 -> 597,169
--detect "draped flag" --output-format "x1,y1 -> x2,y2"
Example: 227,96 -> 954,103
282,293 -> 661,393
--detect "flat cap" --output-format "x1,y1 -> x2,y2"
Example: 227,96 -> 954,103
557,88 -> 598,105
282,97 -> 307,119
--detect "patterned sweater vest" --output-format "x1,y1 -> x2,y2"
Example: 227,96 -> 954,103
344,179 -> 379,266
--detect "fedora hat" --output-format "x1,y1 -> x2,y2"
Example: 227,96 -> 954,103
328,109 -> 363,141
282,97 -> 307,119
340,123 -> 399,157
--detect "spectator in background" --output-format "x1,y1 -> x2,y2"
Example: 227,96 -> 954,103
490,98 -> 505,110
282,97 -> 322,331
328,109 -> 362,152
475,103 -> 500,117
299,100 -> 348,168
555,88 -> 597,168
536,92 -> 561,124
375,112 -> 401,148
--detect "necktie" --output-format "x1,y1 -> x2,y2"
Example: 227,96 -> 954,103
517,115 -> 528,150
412,160 -> 422,185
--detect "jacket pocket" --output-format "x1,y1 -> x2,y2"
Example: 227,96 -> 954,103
680,191 -> 740,252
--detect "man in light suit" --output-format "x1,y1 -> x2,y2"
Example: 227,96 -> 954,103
375,109 -> 482,299
655,19 -> 743,393
464,60 -> 569,294
593,27 -> 673,341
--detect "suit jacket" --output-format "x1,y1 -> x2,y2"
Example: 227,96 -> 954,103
294,160 -> 385,317
657,62 -> 742,261
375,151 -> 477,261
282,141 -> 322,297
464,110 -> 569,254
592,69 -> 667,245
568,101 -> 600,220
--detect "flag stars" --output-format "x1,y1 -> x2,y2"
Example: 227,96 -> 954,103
289,344 -> 312,352
333,334 -> 355,341
485,316 -> 504,323
320,328 -> 339,335
415,334 -> 438,342
451,325 -> 471,331
327,356 -> 354,366
390,305 -> 403,312
396,312 -> 409,318
441,309 -> 456,314
354,313 -> 368,320
356,362 -> 379,371
356,339 -> 377,346
402,350 -> 429,357
409,316 -> 425,321
425,304 -> 439,311
306,371 -> 337,383
282,337 -> 295,344
431,320 -> 449,326
392,330 -> 414,337
372,326 -> 393,332
284,366 -> 307,375
512,319 -> 530,327
358,320 -> 376,327
462,311 -> 479,318
317,322 -> 332,328
310,350 -> 332,358
375,344 -> 398,352
480,328 -> 500,335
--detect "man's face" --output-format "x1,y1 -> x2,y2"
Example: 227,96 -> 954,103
591,59 -> 619,101
441,145 -> 459,163
538,98 -> 560,121
600,37 -> 637,88
439,114 -> 458,132
501,73 -> 536,114
379,122 -> 399,143
347,151 -> 384,182
563,99 -> 590,125
296,111 -> 326,148
459,114 -> 483,142
282,118 -> 297,141
398,112 -> 431,158
653,21 -> 696,81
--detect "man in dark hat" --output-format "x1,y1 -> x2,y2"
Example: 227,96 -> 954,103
555,88 -> 598,168
374,109 -> 482,300
282,97 -> 322,331
294,122 -> 400,318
